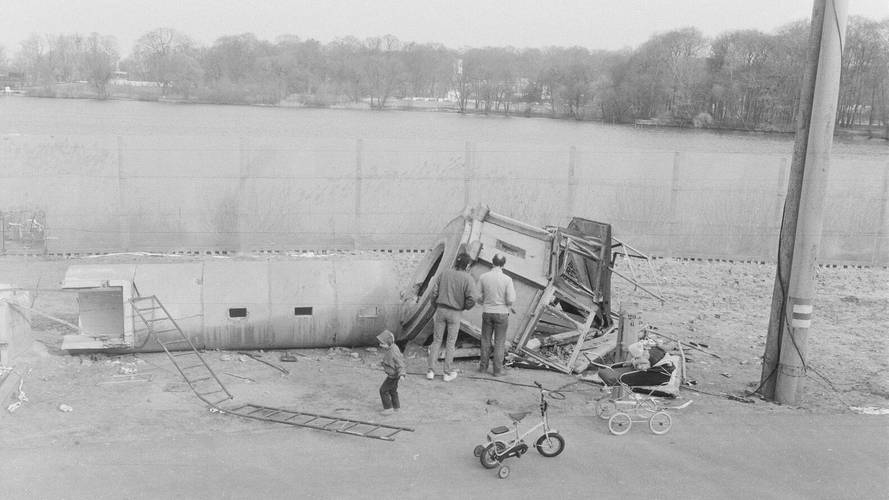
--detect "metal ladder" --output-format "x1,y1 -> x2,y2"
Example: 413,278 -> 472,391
130,295 -> 413,441
130,295 -> 234,407
221,403 -> 414,441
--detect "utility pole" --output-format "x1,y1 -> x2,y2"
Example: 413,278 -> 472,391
760,0 -> 848,404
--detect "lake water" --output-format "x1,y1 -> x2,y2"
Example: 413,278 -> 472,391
1,96 -> 885,157
0,97 -> 885,263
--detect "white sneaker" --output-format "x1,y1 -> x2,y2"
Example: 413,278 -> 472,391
426,370 -> 435,380
443,371 -> 458,382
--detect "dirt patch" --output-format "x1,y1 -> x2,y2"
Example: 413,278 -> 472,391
1,254 -> 887,447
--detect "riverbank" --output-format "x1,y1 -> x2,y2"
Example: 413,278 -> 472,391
10,85 -> 886,141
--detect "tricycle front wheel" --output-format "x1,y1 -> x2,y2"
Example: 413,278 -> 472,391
535,433 -> 565,457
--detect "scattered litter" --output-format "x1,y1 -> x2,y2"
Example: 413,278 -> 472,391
6,374 -> 29,413
97,374 -> 152,385
220,354 -> 233,361
486,399 -> 499,406
280,352 -> 298,362
58,404 -> 73,412
579,372 -> 604,385
727,394 -> 754,403
223,372 -> 255,383
16,377 -> 29,402
350,352 -> 360,359
721,373 -> 732,378
238,351 -> 290,375
118,365 -> 138,375
365,347 -> 378,353
849,406 -> 889,415
666,399 -> 694,410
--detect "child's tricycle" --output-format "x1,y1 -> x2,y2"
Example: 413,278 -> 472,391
472,381 -> 565,479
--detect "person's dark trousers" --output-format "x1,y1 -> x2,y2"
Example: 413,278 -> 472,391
379,376 -> 400,409
480,312 -> 509,375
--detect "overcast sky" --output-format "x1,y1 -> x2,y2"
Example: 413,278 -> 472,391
2,0 -> 888,56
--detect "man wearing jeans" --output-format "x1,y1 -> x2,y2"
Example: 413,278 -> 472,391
478,253 -> 516,376
427,253 -> 477,382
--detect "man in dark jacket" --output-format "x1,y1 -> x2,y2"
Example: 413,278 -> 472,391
427,253 -> 477,382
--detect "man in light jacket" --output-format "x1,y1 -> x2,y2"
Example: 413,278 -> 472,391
478,253 -> 516,376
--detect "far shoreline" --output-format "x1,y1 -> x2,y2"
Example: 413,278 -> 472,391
3,89 -> 887,142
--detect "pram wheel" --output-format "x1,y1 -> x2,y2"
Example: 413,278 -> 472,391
596,400 -> 617,419
649,411 -> 672,435
498,465 -> 510,479
608,412 -> 632,435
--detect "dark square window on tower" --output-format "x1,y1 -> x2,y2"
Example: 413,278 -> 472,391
294,307 -> 313,316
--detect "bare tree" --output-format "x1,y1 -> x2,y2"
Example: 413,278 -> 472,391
131,28 -> 199,96
362,34 -> 405,109
81,33 -> 119,99
15,35 -> 50,85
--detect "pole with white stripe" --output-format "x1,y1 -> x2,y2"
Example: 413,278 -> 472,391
774,0 -> 848,405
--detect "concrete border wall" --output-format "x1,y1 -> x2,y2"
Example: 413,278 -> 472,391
1,135 -> 886,265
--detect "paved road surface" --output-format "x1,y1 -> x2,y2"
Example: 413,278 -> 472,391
3,413 -> 886,499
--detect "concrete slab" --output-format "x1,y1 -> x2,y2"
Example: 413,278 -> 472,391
1,414 -> 886,499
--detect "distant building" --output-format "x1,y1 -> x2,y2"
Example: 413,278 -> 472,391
0,72 -> 25,90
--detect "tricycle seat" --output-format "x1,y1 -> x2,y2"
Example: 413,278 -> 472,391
490,425 -> 511,435
508,411 -> 531,422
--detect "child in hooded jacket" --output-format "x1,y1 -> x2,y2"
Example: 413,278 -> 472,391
377,330 -> 406,414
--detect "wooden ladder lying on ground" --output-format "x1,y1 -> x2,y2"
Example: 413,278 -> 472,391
129,295 -> 413,441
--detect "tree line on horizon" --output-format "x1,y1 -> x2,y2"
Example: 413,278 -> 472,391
0,17 -> 887,131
